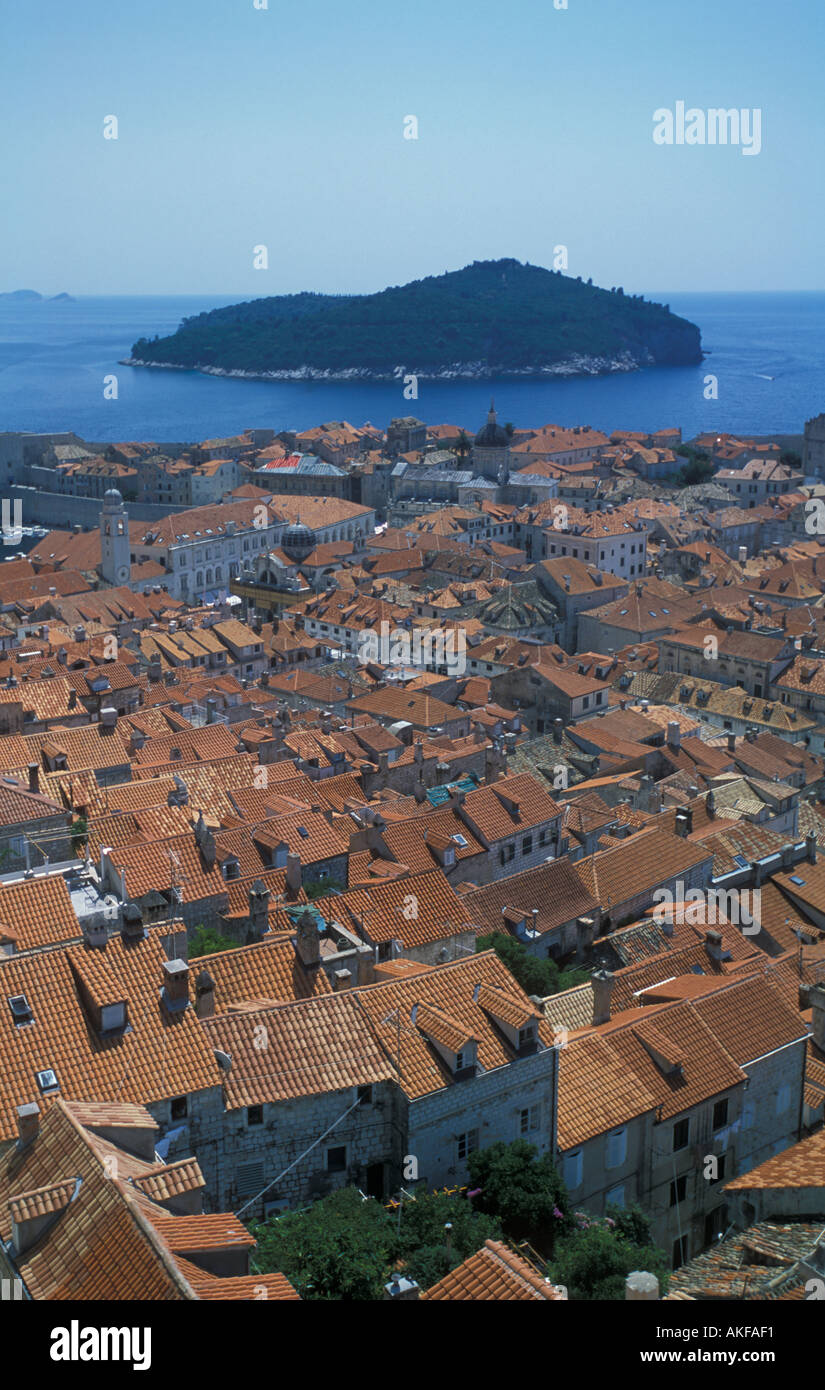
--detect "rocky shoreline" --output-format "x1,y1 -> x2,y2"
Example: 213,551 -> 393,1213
120,351 -> 651,382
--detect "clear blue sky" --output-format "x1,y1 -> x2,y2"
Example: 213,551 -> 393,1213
3,0 -> 823,295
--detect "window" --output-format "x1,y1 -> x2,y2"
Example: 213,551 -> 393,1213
170,1096 -> 188,1121
673,1118 -> 690,1151
326,1145 -> 347,1172
455,1050 -> 465,1071
357,1085 -> 373,1105
606,1126 -> 627,1169
457,1129 -> 479,1162
776,1083 -> 791,1114
236,1159 -> 265,1196
499,844 -> 515,867
519,1105 -> 540,1135
713,1098 -> 728,1132
670,1175 -> 687,1206
562,1149 -> 582,1189
521,834 -> 533,855
247,1105 -> 263,1126
605,1184 -> 625,1209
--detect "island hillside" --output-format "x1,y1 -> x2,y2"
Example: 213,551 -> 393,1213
127,258 -> 702,381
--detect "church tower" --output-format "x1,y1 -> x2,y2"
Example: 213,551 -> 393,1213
472,399 -> 511,483
99,489 -> 131,586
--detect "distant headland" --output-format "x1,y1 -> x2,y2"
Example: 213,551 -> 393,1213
123,258 -> 703,383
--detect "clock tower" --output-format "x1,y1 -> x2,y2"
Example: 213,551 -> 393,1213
100,489 -> 131,587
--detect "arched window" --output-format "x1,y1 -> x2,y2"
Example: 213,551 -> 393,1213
196,571 -> 203,588
214,566 -> 222,583
206,568 -> 213,585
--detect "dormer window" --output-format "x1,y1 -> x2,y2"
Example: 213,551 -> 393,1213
455,1050 -> 465,1071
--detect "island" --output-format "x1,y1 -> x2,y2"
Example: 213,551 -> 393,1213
0,289 -> 75,302
124,258 -> 702,382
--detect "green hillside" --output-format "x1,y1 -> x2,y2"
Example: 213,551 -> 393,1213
129,259 -> 702,377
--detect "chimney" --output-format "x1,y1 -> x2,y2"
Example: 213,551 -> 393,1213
195,969 -> 216,1020
162,958 -> 190,1011
27,762 -> 39,795
807,832 -> 817,865
332,968 -> 352,992
592,968 -> 614,1026
295,908 -> 320,967
16,1102 -> 40,1148
285,851 -> 302,901
626,1272 -> 660,1301
726,732 -> 736,753
553,718 -> 563,745
248,879 -> 270,939
810,984 -> 825,1051
706,789 -> 716,819
705,929 -> 724,963
383,1273 -> 420,1301
674,805 -> 693,837
666,720 -> 681,750
206,698 -> 217,724
121,902 -> 145,942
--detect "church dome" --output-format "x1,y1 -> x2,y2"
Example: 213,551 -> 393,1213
474,400 -> 510,449
281,521 -> 315,559
103,488 -> 124,504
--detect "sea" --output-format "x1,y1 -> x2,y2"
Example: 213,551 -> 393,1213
0,291 -> 822,445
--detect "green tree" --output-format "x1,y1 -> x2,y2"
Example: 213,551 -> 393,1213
249,1188 -> 394,1300
395,1190 -> 501,1288
70,816 -> 88,850
467,1140 -> 570,1255
303,879 -> 343,900
547,1204 -> 669,1300
780,449 -> 802,469
476,931 -> 588,998
188,923 -> 237,958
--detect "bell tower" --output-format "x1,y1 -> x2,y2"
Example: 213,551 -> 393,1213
100,489 -> 131,586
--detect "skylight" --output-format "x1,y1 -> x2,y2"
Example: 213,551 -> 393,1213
789,875 -> 806,885
36,1067 -> 59,1093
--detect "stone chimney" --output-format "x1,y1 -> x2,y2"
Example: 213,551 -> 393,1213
810,984 -> 825,1051
295,908 -> 320,967
807,832 -> 817,865
626,1272 -> 660,1301
332,968 -> 352,992
195,969 -> 216,1020
706,789 -> 716,819
16,1102 -> 40,1147
285,851 -> 302,901
553,718 -> 564,745
27,762 -> 39,795
248,879 -> 270,939
129,728 -> 146,754
727,732 -> 736,753
666,720 -> 681,750
384,1273 -> 420,1301
121,902 -> 145,942
674,805 -> 693,837
162,958 -> 190,1012
705,929 -> 724,963
592,968 -> 614,1026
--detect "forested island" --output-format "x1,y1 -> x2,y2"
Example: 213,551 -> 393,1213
126,258 -> 702,381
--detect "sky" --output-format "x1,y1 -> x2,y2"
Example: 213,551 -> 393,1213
2,0 -> 824,296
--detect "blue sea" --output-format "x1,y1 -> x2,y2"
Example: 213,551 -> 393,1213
0,292 -> 822,444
